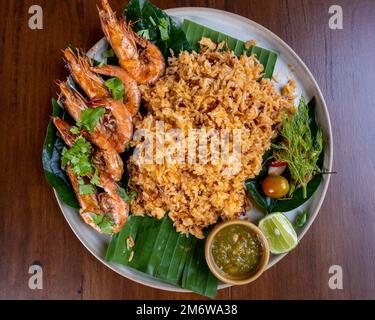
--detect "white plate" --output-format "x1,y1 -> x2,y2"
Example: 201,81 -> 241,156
55,7 -> 333,293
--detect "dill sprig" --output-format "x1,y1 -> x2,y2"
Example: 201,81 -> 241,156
272,98 -> 323,199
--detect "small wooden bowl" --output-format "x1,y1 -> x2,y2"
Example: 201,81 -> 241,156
205,220 -> 270,285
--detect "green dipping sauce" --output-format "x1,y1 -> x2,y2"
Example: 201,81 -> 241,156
211,224 -> 264,279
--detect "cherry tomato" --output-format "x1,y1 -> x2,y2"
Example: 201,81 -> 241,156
262,175 -> 289,199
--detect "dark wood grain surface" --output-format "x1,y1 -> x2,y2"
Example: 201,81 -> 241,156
1,0 -> 374,300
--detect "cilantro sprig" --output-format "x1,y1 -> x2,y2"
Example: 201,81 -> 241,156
92,213 -> 115,234
61,136 -> 92,176
61,136 -> 100,195
70,108 -> 106,134
78,178 -> 95,195
105,77 -> 125,101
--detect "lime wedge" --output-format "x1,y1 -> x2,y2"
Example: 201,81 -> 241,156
258,213 -> 298,254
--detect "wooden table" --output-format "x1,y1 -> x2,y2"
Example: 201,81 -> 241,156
1,0 -> 374,300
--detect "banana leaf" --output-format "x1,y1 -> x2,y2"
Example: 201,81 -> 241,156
124,0 -> 191,59
106,215 -> 218,298
182,19 -> 278,79
42,99 -> 79,208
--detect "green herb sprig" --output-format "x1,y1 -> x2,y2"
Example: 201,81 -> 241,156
105,77 -> 125,100
92,213 -> 115,234
61,136 -> 100,194
272,98 -> 323,199
70,107 -> 106,134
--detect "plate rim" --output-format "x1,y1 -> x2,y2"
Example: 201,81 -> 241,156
55,6 -> 333,294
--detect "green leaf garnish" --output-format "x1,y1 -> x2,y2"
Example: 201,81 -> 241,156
79,108 -> 105,133
90,166 -> 100,187
61,136 -> 93,176
92,213 -> 114,235
70,126 -> 81,135
105,77 -> 125,101
78,182 -> 95,195
272,97 -> 323,199
137,29 -> 150,40
118,187 -> 137,203
294,210 -> 308,228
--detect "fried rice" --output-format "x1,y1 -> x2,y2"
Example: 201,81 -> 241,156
128,38 -> 295,238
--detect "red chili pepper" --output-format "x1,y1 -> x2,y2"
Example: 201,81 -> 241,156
269,160 -> 288,167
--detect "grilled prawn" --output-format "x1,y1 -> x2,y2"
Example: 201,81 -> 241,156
58,81 -> 133,153
53,117 -> 123,181
63,47 -> 108,99
97,0 -> 165,84
53,118 -> 129,234
66,166 -> 129,234
91,65 -> 141,116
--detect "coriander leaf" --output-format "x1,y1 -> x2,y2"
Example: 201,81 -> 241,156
79,183 -> 95,195
90,166 -> 101,187
60,136 -> 94,177
125,142 -> 131,153
91,213 -> 114,235
137,29 -> 150,40
99,219 -> 114,235
70,126 -> 81,135
118,187 -> 137,203
294,210 -> 308,228
105,77 -> 125,100
92,213 -> 104,225
102,48 -> 115,58
80,108 -> 106,133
